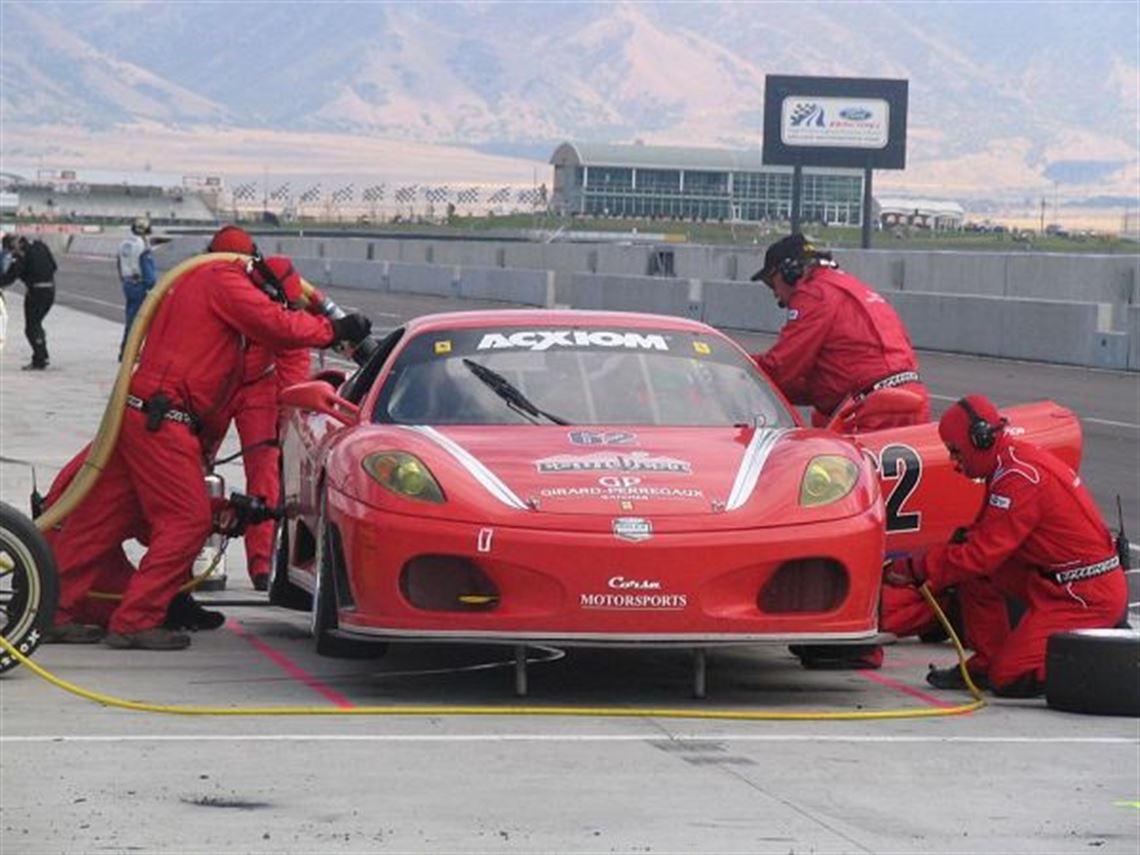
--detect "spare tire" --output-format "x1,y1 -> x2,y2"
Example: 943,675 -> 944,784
1046,629 -> 1140,717
0,501 -> 59,672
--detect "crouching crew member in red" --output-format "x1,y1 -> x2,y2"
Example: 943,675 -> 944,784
46,252 -> 371,649
751,233 -> 930,431
884,395 -> 1129,696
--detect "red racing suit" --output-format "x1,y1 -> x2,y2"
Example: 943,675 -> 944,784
753,267 -> 931,430
920,436 -> 1127,691
49,259 -> 336,634
230,344 -> 312,581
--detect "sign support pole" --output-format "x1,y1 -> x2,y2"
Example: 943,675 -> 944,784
791,162 -> 803,234
861,165 -> 874,249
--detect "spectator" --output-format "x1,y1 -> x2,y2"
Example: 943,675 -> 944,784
0,234 -> 57,370
117,218 -> 157,360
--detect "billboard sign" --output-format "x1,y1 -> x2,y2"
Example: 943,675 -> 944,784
764,75 -> 907,169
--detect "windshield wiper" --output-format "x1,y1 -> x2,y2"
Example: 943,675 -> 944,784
461,358 -> 571,425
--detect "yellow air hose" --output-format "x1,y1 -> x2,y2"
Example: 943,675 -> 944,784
0,585 -> 985,720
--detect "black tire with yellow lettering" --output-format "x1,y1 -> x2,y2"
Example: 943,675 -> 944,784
0,501 -> 59,672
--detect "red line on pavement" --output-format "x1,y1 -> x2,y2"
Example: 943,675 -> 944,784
226,619 -> 355,709
858,668 -> 957,708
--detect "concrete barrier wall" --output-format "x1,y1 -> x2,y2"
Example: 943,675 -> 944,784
1129,307 -> 1140,370
68,234 -> 128,257
883,291 -> 1107,366
565,273 -> 701,320
387,261 -> 456,298
701,279 -> 786,333
458,266 -> 552,306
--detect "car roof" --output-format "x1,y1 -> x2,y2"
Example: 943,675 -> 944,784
403,309 -> 717,336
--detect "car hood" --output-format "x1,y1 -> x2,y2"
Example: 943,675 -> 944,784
341,424 -> 869,524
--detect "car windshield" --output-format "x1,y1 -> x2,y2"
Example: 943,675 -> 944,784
373,325 -> 794,428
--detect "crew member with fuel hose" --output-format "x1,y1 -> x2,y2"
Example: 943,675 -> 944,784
750,233 -> 930,431
45,252 -> 372,650
206,227 -> 313,592
883,394 -> 1130,696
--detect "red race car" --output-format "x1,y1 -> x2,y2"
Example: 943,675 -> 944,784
272,310 -> 1081,659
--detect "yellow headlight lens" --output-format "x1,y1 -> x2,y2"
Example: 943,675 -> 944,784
362,452 -> 445,503
800,455 -> 859,507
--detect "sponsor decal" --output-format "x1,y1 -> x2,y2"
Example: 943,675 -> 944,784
537,451 -> 691,475
476,330 -> 669,352
476,528 -> 494,553
539,484 -> 703,501
580,592 -> 687,610
787,308 -> 799,320
613,517 -> 652,542
1005,425 -> 1026,436
989,493 -> 1012,510
608,576 -> 661,590
781,96 -> 889,149
692,341 -> 711,355
434,340 -> 452,354
568,430 -> 638,446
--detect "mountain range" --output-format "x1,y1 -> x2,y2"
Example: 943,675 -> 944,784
1,1 -> 1137,210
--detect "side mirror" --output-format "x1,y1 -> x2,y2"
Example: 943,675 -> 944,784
279,380 -> 359,427
825,387 -> 925,433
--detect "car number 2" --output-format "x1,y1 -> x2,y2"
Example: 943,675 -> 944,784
865,444 -> 922,533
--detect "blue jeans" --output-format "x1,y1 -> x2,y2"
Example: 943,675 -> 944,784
121,279 -> 150,357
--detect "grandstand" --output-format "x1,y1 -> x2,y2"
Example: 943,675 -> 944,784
1,173 -> 219,224
549,141 -> 866,226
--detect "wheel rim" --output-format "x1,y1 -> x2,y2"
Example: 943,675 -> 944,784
0,525 -> 43,643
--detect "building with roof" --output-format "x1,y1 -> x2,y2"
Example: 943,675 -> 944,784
549,141 -> 867,226
874,197 -> 965,231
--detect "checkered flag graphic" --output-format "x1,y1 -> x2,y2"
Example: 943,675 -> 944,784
488,187 -> 512,204
362,184 -> 386,202
269,183 -> 291,202
331,184 -> 355,205
456,187 -> 480,205
232,182 -> 258,201
299,184 -> 322,203
394,185 -> 418,204
516,188 -> 541,206
424,186 -> 451,204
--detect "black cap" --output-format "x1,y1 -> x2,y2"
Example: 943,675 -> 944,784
750,233 -> 813,283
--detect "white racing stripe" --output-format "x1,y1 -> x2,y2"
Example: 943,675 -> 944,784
2,734 -> 1136,745
726,429 -> 786,511
404,425 -> 528,510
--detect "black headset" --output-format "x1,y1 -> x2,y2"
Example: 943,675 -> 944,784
777,255 -> 806,286
957,398 -> 998,450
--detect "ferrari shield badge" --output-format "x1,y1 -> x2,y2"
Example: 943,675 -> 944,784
613,517 -> 653,542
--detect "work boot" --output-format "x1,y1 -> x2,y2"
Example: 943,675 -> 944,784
251,572 -> 269,592
43,622 -> 105,644
926,663 -> 989,691
104,627 -> 191,650
164,592 -> 225,631
21,361 -> 48,371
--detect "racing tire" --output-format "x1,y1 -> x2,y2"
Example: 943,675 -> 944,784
267,519 -> 311,611
311,490 -> 386,660
1046,629 -> 1140,717
0,501 -> 59,673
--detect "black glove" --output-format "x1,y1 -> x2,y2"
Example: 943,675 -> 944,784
329,312 -> 372,346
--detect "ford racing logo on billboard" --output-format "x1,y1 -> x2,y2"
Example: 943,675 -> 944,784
781,96 -> 889,149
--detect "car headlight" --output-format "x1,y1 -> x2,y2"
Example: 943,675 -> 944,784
799,455 -> 859,507
362,452 -> 445,503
